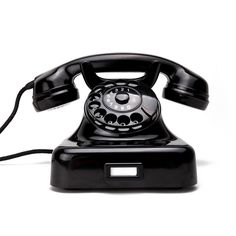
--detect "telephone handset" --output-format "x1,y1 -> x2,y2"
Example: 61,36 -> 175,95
0,53 -> 209,190
33,53 -> 208,112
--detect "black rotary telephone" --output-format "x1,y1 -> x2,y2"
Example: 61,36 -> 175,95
0,53 -> 209,190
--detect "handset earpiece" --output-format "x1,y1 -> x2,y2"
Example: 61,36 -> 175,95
33,66 -> 80,111
161,65 -> 209,110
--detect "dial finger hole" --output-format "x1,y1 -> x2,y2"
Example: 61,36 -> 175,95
104,114 -> 117,124
89,93 -> 101,101
89,101 -> 100,111
117,115 -> 130,126
94,85 -> 105,93
130,113 -> 143,123
94,108 -> 106,119
104,82 -> 115,88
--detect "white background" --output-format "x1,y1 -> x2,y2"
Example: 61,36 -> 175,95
0,1 -> 235,235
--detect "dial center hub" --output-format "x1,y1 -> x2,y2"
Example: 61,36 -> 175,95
115,92 -> 130,104
103,86 -> 141,112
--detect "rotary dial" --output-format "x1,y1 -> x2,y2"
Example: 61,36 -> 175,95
85,81 -> 160,133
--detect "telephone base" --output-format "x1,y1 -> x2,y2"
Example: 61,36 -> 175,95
50,138 -> 197,190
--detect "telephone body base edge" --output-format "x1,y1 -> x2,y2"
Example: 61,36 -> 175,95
51,117 -> 197,190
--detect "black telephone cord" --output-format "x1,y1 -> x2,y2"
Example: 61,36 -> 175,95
0,81 -> 53,161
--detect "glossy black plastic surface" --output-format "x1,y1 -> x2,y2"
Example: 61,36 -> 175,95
30,53 -> 209,190
50,79 -> 198,189
51,116 -> 197,189
32,53 -> 209,111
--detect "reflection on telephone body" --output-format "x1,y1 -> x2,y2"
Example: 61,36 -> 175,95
0,53 -> 209,190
